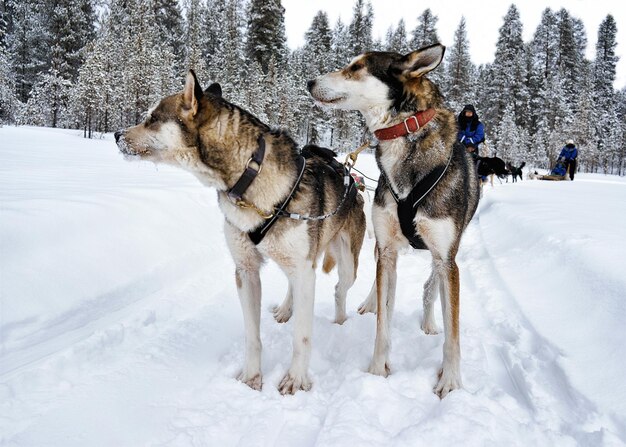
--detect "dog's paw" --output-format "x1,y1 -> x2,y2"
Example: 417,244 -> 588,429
333,313 -> 347,325
278,372 -> 312,395
368,361 -> 391,377
237,372 -> 263,391
420,319 -> 440,335
272,304 -> 292,323
434,368 -> 462,399
357,298 -> 377,315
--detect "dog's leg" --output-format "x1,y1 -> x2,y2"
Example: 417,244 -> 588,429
368,245 -> 397,377
358,279 -> 378,314
433,254 -> 462,398
421,261 -> 440,335
333,234 -> 356,325
358,243 -> 378,315
272,282 -> 292,323
224,224 -> 264,390
278,261 -> 315,394
235,264 -> 263,390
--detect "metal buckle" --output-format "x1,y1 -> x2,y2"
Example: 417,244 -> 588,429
245,157 -> 262,174
403,115 -> 419,134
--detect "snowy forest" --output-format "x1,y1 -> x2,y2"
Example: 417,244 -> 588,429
0,0 -> 624,174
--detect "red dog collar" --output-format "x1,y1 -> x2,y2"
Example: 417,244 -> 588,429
374,109 -> 437,141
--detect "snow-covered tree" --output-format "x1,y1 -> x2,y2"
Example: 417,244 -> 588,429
446,17 -> 475,111
593,15 -> 619,172
385,19 -> 409,54
484,5 -> 529,141
183,0 -> 208,81
0,42 -> 17,124
410,9 -> 440,49
246,0 -> 287,74
348,0 -> 373,55
7,0 -> 50,102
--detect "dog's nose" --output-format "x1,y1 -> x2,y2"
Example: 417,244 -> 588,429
114,130 -> 123,143
307,79 -> 316,92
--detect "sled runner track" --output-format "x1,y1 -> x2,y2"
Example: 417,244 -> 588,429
1,251 -> 210,378
457,208 -> 610,443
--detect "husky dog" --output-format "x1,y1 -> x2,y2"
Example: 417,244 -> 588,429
506,161 -> 526,183
309,44 -> 479,397
477,155 -> 509,186
115,71 -> 365,394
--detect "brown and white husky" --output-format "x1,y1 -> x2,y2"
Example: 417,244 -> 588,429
309,44 -> 479,398
115,71 -> 366,394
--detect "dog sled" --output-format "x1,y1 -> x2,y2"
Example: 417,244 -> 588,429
537,161 -> 567,181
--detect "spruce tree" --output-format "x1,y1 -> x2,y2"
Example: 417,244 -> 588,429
348,0 -> 373,55
246,0 -> 287,74
153,0 -> 185,75
410,9 -> 440,49
484,4 -> 528,141
7,0 -> 50,102
446,17 -> 474,111
593,14 -> 619,172
386,19 -> 409,54
409,9 -> 444,84
184,0 -> 208,81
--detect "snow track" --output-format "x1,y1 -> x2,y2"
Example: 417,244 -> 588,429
1,127 -> 625,446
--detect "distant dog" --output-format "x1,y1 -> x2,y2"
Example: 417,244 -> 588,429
116,71 -> 366,394
477,156 -> 508,186
309,44 -> 479,398
506,161 -> 526,183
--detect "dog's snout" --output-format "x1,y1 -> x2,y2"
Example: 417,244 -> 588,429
307,79 -> 316,92
114,130 -> 123,143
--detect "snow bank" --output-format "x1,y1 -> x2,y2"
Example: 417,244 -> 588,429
1,126 -> 624,446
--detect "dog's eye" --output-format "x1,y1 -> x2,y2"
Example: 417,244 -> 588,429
350,63 -> 363,72
145,114 -> 157,126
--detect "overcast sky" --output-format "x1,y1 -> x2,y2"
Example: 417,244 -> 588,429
281,0 -> 626,89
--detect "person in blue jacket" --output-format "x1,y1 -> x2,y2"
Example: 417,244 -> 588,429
457,104 -> 485,161
558,139 -> 578,180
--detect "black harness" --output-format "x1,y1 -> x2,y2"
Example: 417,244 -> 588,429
382,147 -> 455,250
227,138 -> 355,245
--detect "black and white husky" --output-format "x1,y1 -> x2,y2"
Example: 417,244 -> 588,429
309,44 -> 479,398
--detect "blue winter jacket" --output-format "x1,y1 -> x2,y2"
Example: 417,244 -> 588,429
458,122 -> 485,147
559,145 -> 578,161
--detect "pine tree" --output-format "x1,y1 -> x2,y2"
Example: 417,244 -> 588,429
446,17 -> 474,111
0,42 -> 16,124
348,0 -> 373,55
484,5 -> 528,141
410,9 -> 440,49
556,9 -> 582,111
385,19 -> 409,54
409,9 -> 444,84
246,0 -> 287,74
153,0 -> 185,75
331,18 -> 350,68
302,11 -> 334,144
184,0 -> 208,81
7,0 -> 50,102
593,14 -> 619,172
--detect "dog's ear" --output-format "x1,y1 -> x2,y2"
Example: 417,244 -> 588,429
392,44 -> 445,78
205,82 -> 222,97
183,69 -> 204,116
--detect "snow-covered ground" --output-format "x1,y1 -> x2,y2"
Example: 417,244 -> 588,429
1,126 -> 625,446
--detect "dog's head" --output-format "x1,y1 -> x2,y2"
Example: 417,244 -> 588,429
115,70 -> 223,172
308,44 -> 445,118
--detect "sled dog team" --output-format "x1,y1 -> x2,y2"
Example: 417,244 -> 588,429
116,44 -> 479,398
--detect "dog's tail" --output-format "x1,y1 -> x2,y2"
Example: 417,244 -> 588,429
322,251 -> 336,274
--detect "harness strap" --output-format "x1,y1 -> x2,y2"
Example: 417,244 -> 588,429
383,147 -> 455,250
227,135 -> 265,203
248,156 -> 306,245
